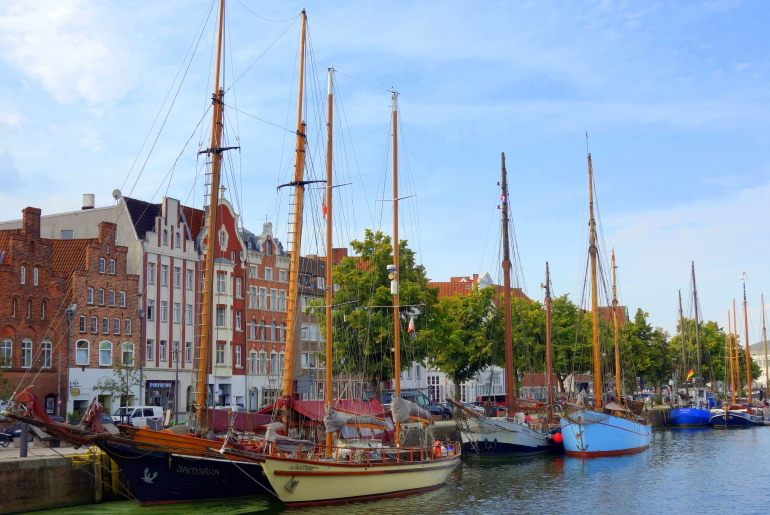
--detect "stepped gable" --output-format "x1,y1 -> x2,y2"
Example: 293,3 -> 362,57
123,197 -> 162,241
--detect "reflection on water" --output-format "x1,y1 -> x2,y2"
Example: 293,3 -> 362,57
32,427 -> 770,515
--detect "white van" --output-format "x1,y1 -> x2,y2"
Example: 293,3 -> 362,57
112,406 -> 163,428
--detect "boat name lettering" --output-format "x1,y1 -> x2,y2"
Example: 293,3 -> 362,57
176,465 -> 220,476
289,464 -> 317,471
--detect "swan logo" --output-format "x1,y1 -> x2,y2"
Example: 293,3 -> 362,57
142,468 -> 158,484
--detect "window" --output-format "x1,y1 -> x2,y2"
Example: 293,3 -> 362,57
248,319 -> 256,340
235,277 -> 242,297
119,291 -> 126,307
85,287 -> 93,304
147,262 -> 156,284
309,353 -> 317,368
216,307 -> 226,327
97,289 -> 105,305
270,352 -> 278,375
102,317 -> 109,334
113,318 -> 120,334
301,353 -> 308,369
174,267 -> 181,288
160,301 -> 168,322
146,339 -> 154,362
20,339 -> 32,368
264,239 -> 273,255
124,319 -> 132,335
79,315 -> 86,333
61,230 -> 74,239
105,244 -> 110,255
26,299 -> 32,318
299,273 -> 311,287
281,323 -> 286,342
173,303 -> 181,324
33,267 -> 39,286
40,300 -> 46,319
146,299 -> 155,321
172,341 -> 180,363
265,268 -> 273,281
216,273 -> 226,293
235,310 -> 242,330
90,316 -> 98,333
159,340 -> 167,361
259,288 -> 266,309
279,352 -> 285,375
317,277 -> 325,290
162,230 -> 168,246
109,290 -> 116,307
216,344 -> 225,365
249,351 -> 257,374
175,232 -> 181,248
259,321 -> 266,340
109,259 -> 115,274
249,287 -> 257,308
231,250 -> 236,262
250,265 -> 257,278
76,340 -> 89,365
161,265 -> 168,286
235,346 -> 242,367
279,290 -> 286,311
270,322 -> 276,341
186,304 -> 193,325
185,341 -> 192,363
99,341 -> 112,366
98,258 -> 105,274
11,298 -> 17,317
122,342 -> 134,366
279,270 -> 287,282
258,351 -> 266,374
270,289 -> 278,310
186,269 -> 193,290
20,265 -> 26,284
1,339 -> 12,368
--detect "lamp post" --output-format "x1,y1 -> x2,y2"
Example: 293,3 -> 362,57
174,346 -> 180,425
137,309 -> 144,405
63,304 -> 77,417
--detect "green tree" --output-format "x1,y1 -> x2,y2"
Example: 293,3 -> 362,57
624,309 -> 672,396
549,295 -> 593,392
93,352 -> 143,408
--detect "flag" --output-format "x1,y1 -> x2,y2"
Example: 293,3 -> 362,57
407,316 -> 416,338
686,369 -> 694,381
322,204 -> 328,219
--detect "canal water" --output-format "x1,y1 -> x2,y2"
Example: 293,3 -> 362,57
30,427 -> 770,515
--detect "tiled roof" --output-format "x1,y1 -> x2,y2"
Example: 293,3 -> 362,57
0,229 -> 22,262
50,238 -> 98,275
429,281 -> 531,304
124,197 -> 161,241
181,205 -> 204,240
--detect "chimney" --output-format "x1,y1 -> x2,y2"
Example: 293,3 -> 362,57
22,207 -> 41,239
82,194 -> 95,210
473,273 -> 478,283
332,247 -> 348,264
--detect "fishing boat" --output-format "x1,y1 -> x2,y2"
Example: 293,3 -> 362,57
670,263 -> 715,427
559,152 -> 652,457
452,154 -> 554,458
257,87 -> 461,507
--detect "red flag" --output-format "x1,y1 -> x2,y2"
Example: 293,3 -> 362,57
322,204 -> 328,219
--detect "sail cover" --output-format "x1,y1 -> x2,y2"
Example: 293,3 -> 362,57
391,394 -> 432,423
324,409 -> 389,433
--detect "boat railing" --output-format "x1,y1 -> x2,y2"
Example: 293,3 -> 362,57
267,440 -> 461,465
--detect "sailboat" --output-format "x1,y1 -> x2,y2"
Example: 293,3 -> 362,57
670,263 -> 715,427
451,154 -> 554,457
256,88 -> 461,507
559,152 -> 652,457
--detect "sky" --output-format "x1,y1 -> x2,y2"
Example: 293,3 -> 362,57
1,0 -> 769,340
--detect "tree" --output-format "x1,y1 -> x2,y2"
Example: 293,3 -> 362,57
314,230 -> 439,396
547,295 -> 593,393
93,351 -> 143,410
426,286 -> 498,400
624,309 -> 672,396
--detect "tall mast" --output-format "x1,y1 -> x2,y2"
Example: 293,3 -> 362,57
501,152 -> 516,417
544,262 -> 553,410
742,277 -> 752,404
763,293 -> 768,394
193,0 -> 227,430
727,311 -> 735,406
280,10 -> 308,399
692,262 -> 702,381
324,67 -> 334,454
611,251 -> 622,403
732,301 -> 739,405
678,290 -> 687,384
587,153 -> 602,411
391,91 -> 402,444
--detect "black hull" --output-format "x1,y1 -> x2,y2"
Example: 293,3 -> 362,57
100,441 -> 273,505
461,439 -> 554,458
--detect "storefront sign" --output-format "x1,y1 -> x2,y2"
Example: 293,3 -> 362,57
148,381 -> 172,389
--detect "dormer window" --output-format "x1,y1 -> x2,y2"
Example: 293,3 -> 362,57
264,239 -> 273,255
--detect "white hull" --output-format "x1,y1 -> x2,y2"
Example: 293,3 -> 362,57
460,417 -> 553,457
260,452 -> 461,506
560,409 -> 651,457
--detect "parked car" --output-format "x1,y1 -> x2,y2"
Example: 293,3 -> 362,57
112,406 -> 163,427
381,389 -> 452,420
2,425 -> 34,442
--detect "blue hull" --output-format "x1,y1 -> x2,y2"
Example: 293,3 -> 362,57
670,408 -> 711,427
560,409 -> 651,457
99,441 -> 273,505
710,411 -> 765,428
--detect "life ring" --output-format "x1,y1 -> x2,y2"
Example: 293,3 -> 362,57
433,440 -> 443,459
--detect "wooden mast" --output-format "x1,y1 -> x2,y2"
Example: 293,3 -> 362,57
763,293 -> 768,395
692,262 -> 702,381
742,277 -> 752,404
324,66 -> 334,454
732,302 -> 740,405
545,262 -> 553,411
193,0 -> 227,431
280,10 -> 308,401
587,153 -> 602,411
611,251 -> 622,403
678,290 -> 687,387
727,310 -> 735,406
501,153 -> 516,417
392,91 -> 401,444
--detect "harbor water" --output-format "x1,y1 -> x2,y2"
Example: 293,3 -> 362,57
28,427 -> 770,515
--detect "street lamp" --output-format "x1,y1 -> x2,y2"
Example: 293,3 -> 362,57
174,346 -> 180,425
63,304 -> 78,417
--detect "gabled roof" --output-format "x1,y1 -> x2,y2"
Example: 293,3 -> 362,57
50,238 -> 98,275
123,197 -> 161,241
0,229 -> 22,263
181,205 -> 204,240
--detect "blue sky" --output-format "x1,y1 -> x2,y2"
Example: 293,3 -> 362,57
1,0 -> 769,340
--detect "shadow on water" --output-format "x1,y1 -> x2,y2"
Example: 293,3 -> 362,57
29,427 -> 770,515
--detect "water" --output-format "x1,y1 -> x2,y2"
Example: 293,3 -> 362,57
30,428 -> 770,515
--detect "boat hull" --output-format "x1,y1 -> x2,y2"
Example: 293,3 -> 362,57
260,453 -> 461,507
709,410 -> 765,428
560,409 -> 651,458
99,440 -> 273,505
459,418 -> 555,457
670,408 -> 712,427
